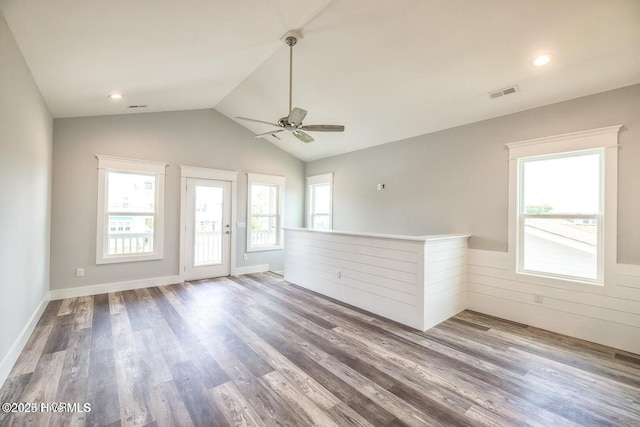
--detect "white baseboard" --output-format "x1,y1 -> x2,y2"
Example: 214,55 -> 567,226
0,292 -> 50,387
232,264 -> 270,276
48,265 -> 275,300
49,275 -> 182,300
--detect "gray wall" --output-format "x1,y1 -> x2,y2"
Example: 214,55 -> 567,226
0,12 -> 53,372
51,109 -> 304,290
306,84 -> 640,264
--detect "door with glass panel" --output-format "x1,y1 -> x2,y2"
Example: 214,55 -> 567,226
184,179 -> 231,280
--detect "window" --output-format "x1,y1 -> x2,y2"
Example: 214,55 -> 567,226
507,125 -> 621,285
247,173 -> 284,251
307,173 -> 333,230
518,150 -> 603,282
96,156 -> 167,264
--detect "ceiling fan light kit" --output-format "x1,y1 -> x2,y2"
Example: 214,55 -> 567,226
236,30 -> 345,144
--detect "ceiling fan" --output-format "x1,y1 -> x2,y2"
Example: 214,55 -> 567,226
236,33 -> 345,143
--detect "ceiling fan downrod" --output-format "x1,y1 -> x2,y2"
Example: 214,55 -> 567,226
286,36 -> 297,114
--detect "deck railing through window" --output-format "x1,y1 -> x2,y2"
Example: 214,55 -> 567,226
251,229 -> 277,247
108,232 -> 154,255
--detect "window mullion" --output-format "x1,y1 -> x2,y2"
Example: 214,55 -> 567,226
522,213 -> 599,220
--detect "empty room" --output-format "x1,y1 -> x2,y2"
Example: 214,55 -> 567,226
1,0 -> 639,426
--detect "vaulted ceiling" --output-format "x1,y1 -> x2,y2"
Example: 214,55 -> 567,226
2,0 -> 639,161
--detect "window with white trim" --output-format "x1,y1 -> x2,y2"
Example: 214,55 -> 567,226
507,125 -> 621,285
96,156 -> 167,264
518,150 -> 603,282
307,173 -> 333,230
247,173 -> 284,251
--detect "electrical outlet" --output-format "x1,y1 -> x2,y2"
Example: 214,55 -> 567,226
243,254 -> 248,261
534,292 -> 543,303
76,268 -> 84,277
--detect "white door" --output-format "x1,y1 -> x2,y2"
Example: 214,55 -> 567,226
184,178 -> 232,280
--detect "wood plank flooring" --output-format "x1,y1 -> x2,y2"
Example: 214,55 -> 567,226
1,272 -> 639,426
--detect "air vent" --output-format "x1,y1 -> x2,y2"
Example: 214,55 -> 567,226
127,105 -> 148,109
489,85 -> 520,99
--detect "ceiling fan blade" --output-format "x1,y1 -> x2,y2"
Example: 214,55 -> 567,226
293,130 -> 314,143
288,107 -> 307,126
299,124 -> 345,132
254,129 -> 284,138
236,116 -> 280,127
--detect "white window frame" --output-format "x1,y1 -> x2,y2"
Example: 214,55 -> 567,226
96,155 -> 167,264
506,125 -> 621,286
517,149 -> 604,283
247,173 -> 285,252
306,173 -> 333,230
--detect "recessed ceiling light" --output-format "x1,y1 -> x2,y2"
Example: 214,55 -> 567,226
107,93 -> 124,100
531,53 -> 553,67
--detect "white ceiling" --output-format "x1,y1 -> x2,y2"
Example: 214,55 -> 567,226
2,0 -> 639,161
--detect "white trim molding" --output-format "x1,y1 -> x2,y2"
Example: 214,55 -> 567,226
0,293 -> 50,386
180,165 -> 238,182
49,275 -> 182,300
306,173 -> 333,185
506,125 -> 622,288
96,155 -> 168,174
505,125 -> 622,159
233,264 -> 270,276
